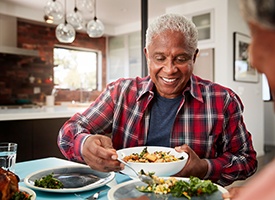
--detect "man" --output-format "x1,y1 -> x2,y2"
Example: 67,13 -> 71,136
223,1 -> 275,199
58,13 -> 257,186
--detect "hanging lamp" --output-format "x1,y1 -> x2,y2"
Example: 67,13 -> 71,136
76,0 -> 93,12
86,0 -> 104,38
44,0 -> 64,22
55,0 -> 76,43
66,0 -> 85,30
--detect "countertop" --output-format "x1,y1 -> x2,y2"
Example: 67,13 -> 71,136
0,105 -> 87,121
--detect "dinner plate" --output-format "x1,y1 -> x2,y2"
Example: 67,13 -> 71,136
108,177 -> 228,200
24,165 -> 115,193
19,186 -> 36,200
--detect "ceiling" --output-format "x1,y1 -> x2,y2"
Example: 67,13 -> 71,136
1,0 -> 194,33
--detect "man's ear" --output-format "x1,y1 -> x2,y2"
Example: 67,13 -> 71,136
143,47 -> 148,59
193,49 -> 199,63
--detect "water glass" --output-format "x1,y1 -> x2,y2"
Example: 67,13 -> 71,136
0,142 -> 17,172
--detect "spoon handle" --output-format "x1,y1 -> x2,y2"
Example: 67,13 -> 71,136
117,158 -> 139,177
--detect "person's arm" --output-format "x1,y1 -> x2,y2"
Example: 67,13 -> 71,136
232,159 -> 275,200
205,93 -> 258,186
57,88 -> 114,163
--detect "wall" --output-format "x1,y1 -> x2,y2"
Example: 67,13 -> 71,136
0,19 -> 106,105
264,102 -> 275,145
227,0 -> 264,156
0,54 -> 53,105
167,0 -> 264,156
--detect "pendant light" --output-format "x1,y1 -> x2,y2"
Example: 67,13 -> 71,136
44,0 -> 64,22
76,0 -> 93,12
86,0 -> 104,38
66,0 -> 85,30
55,0 -> 76,43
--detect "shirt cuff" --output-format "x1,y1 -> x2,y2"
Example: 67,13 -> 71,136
203,159 -> 212,179
74,133 -> 91,162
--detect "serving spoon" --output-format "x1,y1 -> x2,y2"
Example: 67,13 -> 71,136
117,157 -> 154,185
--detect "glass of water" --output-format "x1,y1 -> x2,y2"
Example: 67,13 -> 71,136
0,142 -> 17,172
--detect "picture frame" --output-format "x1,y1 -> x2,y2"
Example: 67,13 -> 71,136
233,32 -> 258,83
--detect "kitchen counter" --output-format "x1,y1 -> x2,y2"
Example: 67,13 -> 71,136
0,105 -> 87,121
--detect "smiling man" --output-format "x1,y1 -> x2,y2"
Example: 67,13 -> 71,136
58,13 -> 257,187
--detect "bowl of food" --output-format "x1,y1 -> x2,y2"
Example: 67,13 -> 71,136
117,146 -> 188,178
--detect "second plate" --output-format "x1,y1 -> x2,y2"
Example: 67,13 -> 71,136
24,165 -> 115,193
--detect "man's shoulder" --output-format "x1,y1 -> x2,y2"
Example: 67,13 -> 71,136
193,75 -> 239,100
106,76 -> 153,94
194,75 -> 234,92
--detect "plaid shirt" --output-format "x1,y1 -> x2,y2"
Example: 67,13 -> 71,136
58,75 -> 257,186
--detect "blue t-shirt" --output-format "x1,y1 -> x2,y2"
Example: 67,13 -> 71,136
146,93 -> 182,146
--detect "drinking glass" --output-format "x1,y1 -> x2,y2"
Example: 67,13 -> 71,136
0,143 -> 17,172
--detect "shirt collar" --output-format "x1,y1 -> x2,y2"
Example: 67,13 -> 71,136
189,74 -> 204,102
136,75 -> 204,103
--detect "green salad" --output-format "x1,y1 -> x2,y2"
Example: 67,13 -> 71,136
10,191 -> 32,200
137,175 -> 218,199
34,173 -> 63,189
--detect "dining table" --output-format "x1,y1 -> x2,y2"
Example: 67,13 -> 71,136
15,157 -> 132,200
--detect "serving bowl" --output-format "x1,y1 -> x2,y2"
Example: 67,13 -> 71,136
117,146 -> 188,178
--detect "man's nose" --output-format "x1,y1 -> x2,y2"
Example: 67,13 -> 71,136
162,61 -> 177,73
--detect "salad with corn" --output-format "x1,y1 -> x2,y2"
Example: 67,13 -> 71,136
136,172 -> 218,199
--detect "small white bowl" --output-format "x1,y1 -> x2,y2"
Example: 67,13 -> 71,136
117,146 -> 188,178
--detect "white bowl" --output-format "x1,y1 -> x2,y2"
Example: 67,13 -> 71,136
117,146 -> 188,178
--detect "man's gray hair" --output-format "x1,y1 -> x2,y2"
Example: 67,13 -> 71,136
240,0 -> 275,30
145,13 -> 198,54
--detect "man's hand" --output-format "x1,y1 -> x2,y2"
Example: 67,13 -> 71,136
174,144 -> 208,179
82,135 -> 122,172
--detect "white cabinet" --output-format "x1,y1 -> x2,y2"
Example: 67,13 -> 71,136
107,32 -> 142,83
189,10 -> 214,43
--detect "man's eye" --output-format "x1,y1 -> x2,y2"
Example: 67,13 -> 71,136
154,56 -> 165,62
175,57 -> 187,63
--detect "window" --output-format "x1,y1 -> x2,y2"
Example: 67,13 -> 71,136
262,74 -> 273,101
53,46 -> 99,90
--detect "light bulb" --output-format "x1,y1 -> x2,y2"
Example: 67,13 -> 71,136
86,17 -> 104,38
66,8 -> 85,30
55,23 -> 76,43
44,0 -> 64,22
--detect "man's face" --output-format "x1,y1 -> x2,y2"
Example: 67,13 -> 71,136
144,30 -> 198,99
248,22 -> 275,102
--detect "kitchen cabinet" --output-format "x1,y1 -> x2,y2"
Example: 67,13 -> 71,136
0,118 -> 68,162
0,120 -> 33,162
108,31 -> 142,83
189,10 -> 214,43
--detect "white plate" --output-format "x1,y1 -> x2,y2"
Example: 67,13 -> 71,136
24,165 -> 115,193
19,186 -> 36,200
108,177 -> 228,200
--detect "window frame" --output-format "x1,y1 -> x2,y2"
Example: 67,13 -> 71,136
53,44 -> 102,91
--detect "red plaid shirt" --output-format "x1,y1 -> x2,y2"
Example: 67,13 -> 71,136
58,75 -> 257,186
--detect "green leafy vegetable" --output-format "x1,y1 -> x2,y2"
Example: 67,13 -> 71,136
139,147 -> 148,158
170,177 -> 218,199
34,173 -> 63,189
10,191 -> 32,200
137,176 -> 218,199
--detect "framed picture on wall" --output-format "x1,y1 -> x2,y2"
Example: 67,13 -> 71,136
233,32 -> 258,83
